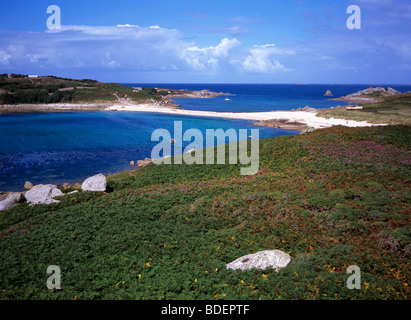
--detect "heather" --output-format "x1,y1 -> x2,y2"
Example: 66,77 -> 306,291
0,125 -> 410,300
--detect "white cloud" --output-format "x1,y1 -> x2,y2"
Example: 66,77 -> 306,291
116,24 -> 141,28
212,38 -> 241,57
184,38 -> 241,71
0,25 -> 295,78
104,52 -> 120,69
0,50 -> 11,65
2,25 -> 190,72
242,44 -> 293,73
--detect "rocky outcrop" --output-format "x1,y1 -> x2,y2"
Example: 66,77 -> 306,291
226,250 -> 291,272
332,87 -> 402,103
164,89 -> 230,99
324,90 -> 333,96
253,119 -> 308,132
24,181 -> 34,190
301,127 -> 316,134
148,98 -> 178,108
81,173 -> 106,192
0,193 -> 23,211
137,158 -> 152,168
62,182 -> 72,189
295,106 -> 317,112
192,90 -> 224,98
25,184 -> 64,205
349,87 -> 401,97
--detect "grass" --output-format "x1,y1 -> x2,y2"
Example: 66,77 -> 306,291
0,76 -> 163,105
317,92 -> 411,125
0,125 -> 410,300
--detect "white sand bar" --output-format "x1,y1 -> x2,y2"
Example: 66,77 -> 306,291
106,103 -> 381,129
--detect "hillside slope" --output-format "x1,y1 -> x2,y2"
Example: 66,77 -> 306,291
318,91 -> 411,125
0,125 -> 410,300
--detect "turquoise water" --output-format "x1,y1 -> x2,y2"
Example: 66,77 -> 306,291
0,111 -> 296,191
2,83 -> 411,192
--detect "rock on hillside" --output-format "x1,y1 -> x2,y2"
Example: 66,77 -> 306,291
81,173 -> 107,192
226,250 -> 291,272
25,184 -> 64,205
0,193 -> 23,211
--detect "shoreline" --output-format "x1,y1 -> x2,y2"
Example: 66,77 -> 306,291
0,102 -> 384,132
103,103 -> 385,131
0,102 -> 387,195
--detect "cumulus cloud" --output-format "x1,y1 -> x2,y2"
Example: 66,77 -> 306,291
0,24 -> 293,79
184,37 -> 241,71
242,44 -> 293,73
1,25 -> 191,73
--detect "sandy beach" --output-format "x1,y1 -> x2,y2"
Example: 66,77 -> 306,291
0,102 -> 383,131
105,103 -> 382,131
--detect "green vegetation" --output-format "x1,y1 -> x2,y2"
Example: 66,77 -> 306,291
0,125 -> 410,300
0,76 -> 164,105
0,89 -> 74,104
317,92 -> 411,125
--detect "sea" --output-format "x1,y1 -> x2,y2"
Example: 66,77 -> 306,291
1,84 -> 410,192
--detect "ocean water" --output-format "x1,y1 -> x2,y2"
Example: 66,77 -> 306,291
0,111 -> 296,191
2,84 -> 411,192
123,83 -> 411,112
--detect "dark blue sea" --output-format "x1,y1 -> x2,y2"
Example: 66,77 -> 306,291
1,84 -> 410,191
123,83 -> 411,112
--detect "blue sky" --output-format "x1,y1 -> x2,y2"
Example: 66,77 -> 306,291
0,0 -> 410,83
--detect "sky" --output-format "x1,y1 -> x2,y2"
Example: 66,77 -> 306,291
0,0 -> 410,83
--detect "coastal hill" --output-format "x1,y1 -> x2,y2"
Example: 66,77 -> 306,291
0,124 -> 409,299
318,88 -> 411,126
0,74 -> 226,111
331,87 -> 402,104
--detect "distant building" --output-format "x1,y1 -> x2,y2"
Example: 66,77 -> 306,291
346,106 -> 363,110
133,87 -> 143,92
7,73 -> 12,78
27,75 -> 39,78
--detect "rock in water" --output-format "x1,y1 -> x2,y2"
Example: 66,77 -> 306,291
324,90 -> 333,96
25,184 -> 64,205
24,181 -> 34,190
0,193 -> 22,211
81,173 -> 106,192
226,250 -> 291,272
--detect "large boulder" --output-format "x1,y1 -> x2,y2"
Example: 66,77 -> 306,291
226,250 -> 291,272
137,158 -> 152,168
324,90 -> 333,96
25,184 -> 64,205
0,193 -> 22,211
81,173 -> 106,192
